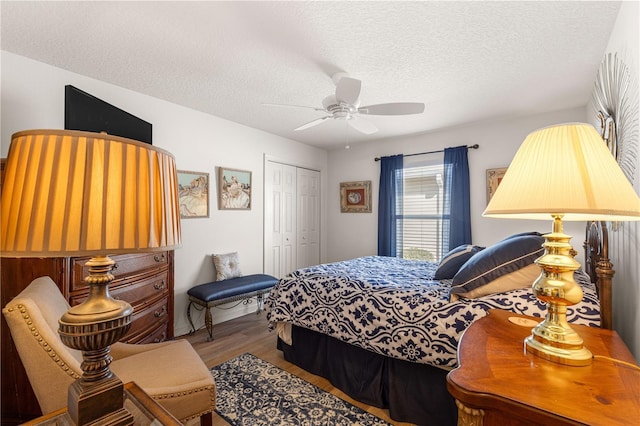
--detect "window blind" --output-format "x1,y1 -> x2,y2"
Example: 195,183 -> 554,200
397,163 -> 445,261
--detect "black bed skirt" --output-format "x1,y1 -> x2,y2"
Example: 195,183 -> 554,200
277,324 -> 457,426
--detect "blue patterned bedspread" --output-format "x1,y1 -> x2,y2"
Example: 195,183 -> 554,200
265,256 -> 600,369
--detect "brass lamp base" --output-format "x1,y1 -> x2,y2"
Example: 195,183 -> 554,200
58,255 -> 134,425
524,304 -> 593,366
525,216 -> 593,367
526,335 -> 593,366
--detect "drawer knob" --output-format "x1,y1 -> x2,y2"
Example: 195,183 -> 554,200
154,254 -> 166,263
154,306 -> 167,318
154,280 -> 166,291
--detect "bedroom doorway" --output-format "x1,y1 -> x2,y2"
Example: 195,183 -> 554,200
264,160 -> 320,278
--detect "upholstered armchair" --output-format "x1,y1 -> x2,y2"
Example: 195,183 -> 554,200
2,276 -> 215,425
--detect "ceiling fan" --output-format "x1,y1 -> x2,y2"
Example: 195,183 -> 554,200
264,73 -> 425,135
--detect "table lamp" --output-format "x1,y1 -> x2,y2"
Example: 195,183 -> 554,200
483,123 -> 640,366
1,130 -> 181,424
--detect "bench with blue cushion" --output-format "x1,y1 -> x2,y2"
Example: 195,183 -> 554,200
186,274 -> 278,341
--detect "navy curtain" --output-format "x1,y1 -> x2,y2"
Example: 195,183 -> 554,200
377,155 -> 403,256
443,146 -> 471,251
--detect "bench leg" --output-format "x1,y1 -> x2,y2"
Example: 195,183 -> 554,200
186,301 -> 196,334
205,306 -> 214,341
256,293 -> 264,314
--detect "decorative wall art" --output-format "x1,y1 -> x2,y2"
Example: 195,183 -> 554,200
486,167 -> 507,204
178,170 -> 209,218
218,167 -> 252,210
589,51 -> 639,232
340,181 -> 372,213
589,52 -> 639,185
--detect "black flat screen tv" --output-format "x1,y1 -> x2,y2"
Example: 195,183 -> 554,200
64,85 -> 152,144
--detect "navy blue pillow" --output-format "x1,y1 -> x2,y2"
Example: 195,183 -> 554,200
450,235 -> 544,296
501,231 -> 543,241
434,244 -> 485,280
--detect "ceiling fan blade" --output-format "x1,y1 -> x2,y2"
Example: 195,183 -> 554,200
358,102 -> 425,115
348,117 -> 378,135
294,116 -> 332,131
335,77 -> 361,105
262,102 -> 325,112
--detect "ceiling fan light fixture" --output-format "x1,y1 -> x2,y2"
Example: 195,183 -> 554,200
266,73 -> 425,134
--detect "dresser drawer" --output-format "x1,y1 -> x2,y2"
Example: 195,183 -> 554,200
114,272 -> 169,307
69,271 -> 168,306
70,251 -> 169,292
124,296 -> 170,343
134,323 -> 170,344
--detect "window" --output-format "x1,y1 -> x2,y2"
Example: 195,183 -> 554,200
397,160 -> 445,261
378,146 -> 470,260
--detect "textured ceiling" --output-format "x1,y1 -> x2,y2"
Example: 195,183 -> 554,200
1,1 -> 621,150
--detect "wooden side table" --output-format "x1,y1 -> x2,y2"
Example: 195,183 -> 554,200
447,309 -> 640,425
22,382 -> 181,426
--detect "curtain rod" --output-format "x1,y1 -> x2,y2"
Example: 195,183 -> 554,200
374,144 -> 479,162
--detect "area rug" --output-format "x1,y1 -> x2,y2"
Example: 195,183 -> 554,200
210,353 -> 391,425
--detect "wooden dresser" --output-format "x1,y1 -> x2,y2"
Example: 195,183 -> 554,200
0,251 -> 175,424
447,309 -> 640,425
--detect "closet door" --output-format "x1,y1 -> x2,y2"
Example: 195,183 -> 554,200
265,161 -> 297,278
297,168 -> 320,269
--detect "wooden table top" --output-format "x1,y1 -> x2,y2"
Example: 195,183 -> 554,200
447,309 -> 640,425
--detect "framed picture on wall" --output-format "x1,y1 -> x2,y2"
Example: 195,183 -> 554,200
218,167 -> 252,210
486,167 -> 508,204
340,180 -> 372,213
177,170 -> 209,218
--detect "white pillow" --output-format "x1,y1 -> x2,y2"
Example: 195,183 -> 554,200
212,252 -> 242,281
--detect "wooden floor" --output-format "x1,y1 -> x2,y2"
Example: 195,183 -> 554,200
179,312 -> 414,426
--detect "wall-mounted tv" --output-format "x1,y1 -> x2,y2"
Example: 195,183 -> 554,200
64,85 -> 152,144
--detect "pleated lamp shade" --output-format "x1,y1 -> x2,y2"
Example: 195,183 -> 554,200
1,129 -> 182,257
484,123 -> 640,221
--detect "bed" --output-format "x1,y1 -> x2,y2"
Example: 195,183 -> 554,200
265,225 -> 611,426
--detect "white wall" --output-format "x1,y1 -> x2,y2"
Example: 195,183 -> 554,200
1,51 -> 328,337
326,108 -> 588,264
600,1 -> 640,360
